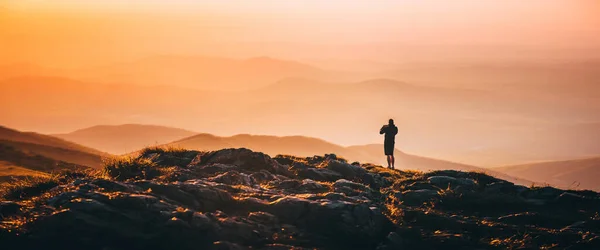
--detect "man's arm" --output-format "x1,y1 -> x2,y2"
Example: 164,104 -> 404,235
379,125 -> 387,134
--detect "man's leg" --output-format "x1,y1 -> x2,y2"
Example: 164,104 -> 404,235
386,155 -> 391,168
391,155 -> 395,169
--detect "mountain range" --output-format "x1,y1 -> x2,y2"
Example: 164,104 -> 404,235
2,74 -> 598,166
494,157 -> 600,191
53,124 -> 197,154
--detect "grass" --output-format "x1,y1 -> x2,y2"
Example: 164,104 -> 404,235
139,146 -> 189,157
100,156 -> 162,181
0,174 -> 61,200
0,162 -> 48,183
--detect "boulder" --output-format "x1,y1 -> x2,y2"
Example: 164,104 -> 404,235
428,176 -> 475,189
396,189 -> 440,206
296,168 -> 343,182
190,148 -> 292,177
484,182 -> 515,193
319,159 -> 367,181
209,171 -> 256,187
0,201 -> 21,217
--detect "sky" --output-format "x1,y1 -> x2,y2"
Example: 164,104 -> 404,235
0,0 -> 599,164
1,0 -> 599,67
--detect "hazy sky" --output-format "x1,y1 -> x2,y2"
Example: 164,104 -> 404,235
1,0 -> 599,67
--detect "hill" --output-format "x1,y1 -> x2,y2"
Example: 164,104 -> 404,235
54,124 -> 198,154
0,125 -> 106,157
494,157 -> 600,191
2,76 -> 598,166
0,142 -> 88,182
167,133 -> 532,186
0,126 -> 106,177
1,147 -> 598,249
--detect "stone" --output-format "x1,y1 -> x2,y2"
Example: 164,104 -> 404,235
428,176 -> 475,189
396,189 -> 440,206
0,201 -> 21,217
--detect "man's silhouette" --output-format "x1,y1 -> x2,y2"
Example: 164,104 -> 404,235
380,119 -> 398,169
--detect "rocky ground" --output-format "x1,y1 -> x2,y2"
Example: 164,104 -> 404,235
1,147 -> 599,250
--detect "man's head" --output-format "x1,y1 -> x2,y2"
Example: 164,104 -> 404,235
389,119 -> 394,125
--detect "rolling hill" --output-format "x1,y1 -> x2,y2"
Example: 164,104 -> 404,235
0,126 -> 107,181
166,133 -> 532,185
0,142 -> 87,182
494,157 -> 600,191
0,125 -> 106,157
54,124 -> 198,154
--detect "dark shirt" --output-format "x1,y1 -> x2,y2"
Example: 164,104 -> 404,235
380,124 -> 398,143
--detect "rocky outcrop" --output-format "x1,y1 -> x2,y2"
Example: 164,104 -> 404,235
1,148 -> 599,250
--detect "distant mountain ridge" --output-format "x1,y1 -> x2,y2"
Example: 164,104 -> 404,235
1,72 -> 598,166
54,124 -> 198,155
494,157 -> 600,191
72,55 -> 327,90
0,125 -> 106,157
0,126 -> 106,178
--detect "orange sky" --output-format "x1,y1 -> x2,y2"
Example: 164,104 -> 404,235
1,0 -> 599,68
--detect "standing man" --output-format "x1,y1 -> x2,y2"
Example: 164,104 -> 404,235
379,119 -> 398,169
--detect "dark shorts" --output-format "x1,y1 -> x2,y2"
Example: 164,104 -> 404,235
384,141 -> 395,155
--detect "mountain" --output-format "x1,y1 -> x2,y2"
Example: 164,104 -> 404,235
0,76 -> 213,133
0,126 -> 107,172
72,55 -> 326,90
2,147 -> 598,249
54,124 -> 198,154
0,63 -> 65,80
166,133 -> 532,186
0,125 -> 106,157
0,142 -> 87,182
493,157 -> 600,191
2,75 -> 598,166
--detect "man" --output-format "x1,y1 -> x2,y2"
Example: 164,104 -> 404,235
379,119 -> 398,169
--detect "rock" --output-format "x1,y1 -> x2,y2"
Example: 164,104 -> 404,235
191,163 -> 239,177
428,176 -> 475,189
405,181 -> 440,191
62,198 -> 112,213
299,179 -> 329,193
209,171 -> 256,187
296,168 -> 343,182
333,179 -> 376,199
555,192 -> 600,206
386,232 -> 405,246
191,148 -> 292,177
269,179 -> 302,190
2,148 -> 599,250
319,159 -> 367,181
267,197 -> 312,222
396,189 -> 440,206
247,211 -> 278,225
165,216 -> 191,228
260,243 -> 308,250
250,170 -> 279,185
191,212 -> 213,229
523,186 -> 563,200
213,241 -> 246,250
0,201 -> 21,217
484,181 -> 516,193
